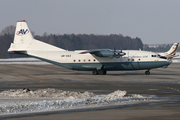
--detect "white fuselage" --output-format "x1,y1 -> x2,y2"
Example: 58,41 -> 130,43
8,20 -> 175,75
25,49 -> 171,71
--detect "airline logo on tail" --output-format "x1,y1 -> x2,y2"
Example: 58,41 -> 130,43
16,29 -> 29,36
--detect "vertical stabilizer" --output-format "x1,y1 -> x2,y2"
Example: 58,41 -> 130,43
14,20 -> 33,44
8,20 -> 65,52
166,43 -> 179,56
158,43 -> 179,59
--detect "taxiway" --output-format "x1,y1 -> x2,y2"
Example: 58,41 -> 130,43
0,63 -> 180,120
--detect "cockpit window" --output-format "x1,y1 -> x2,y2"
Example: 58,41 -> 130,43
151,55 -> 157,57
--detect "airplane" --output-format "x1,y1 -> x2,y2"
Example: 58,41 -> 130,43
158,43 -> 179,59
8,20 -> 179,75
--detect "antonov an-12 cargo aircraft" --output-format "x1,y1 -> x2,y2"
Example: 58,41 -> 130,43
8,20 -> 179,75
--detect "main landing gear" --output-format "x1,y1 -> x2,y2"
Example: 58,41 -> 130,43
92,70 -> 106,75
145,70 -> 150,75
92,70 -> 150,75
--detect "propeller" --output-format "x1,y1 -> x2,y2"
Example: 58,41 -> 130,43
119,50 -> 126,56
113,49 -> 126,58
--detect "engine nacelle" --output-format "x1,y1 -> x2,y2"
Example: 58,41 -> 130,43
94,50 -> 126,57
95,51 -> 114,57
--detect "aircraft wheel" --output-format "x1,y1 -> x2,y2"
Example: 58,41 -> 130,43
98,70 -> 104,75
145,70 -> 150,75
92,70 -> 98,75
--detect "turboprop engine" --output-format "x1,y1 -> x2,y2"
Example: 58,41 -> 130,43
94,50 -> 126,58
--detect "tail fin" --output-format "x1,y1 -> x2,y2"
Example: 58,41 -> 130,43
166,43 -> 179,56
8,20 -> 65,53
14,20 -> 33,44
159,43 -> 179,59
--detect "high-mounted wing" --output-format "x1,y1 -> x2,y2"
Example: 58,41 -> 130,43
79,49 -> 126,58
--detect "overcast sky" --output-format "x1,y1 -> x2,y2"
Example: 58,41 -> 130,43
0,0 -> 180,44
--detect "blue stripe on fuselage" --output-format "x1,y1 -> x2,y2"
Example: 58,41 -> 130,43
68,61 -> 170,71
47,61 -> 169,71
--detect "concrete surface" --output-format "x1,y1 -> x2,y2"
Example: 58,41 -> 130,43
0,63 -> 180,120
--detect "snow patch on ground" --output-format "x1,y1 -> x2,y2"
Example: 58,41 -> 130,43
0,58 -> 49,64
0,88 -> 150,115
0,88 -> 95,98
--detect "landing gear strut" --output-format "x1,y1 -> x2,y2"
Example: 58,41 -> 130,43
92,70 -> 106,75
145,70 -> 150,75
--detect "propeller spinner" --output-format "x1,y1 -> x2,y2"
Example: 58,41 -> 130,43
113,49 -> 126,58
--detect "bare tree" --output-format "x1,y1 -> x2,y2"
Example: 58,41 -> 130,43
43,32 -> 48,37
31,31 -> 35,37
0,25 -> 15,35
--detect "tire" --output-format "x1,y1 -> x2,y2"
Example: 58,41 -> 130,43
98,70 -> 104,75
92,70 -> 98,75
145,71 -> 150,75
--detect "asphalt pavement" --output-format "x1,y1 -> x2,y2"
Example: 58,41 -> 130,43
0,63 -> 180,120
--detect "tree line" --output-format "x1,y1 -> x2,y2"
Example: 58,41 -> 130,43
0,25 -> 143,58
1,25 -> 179,58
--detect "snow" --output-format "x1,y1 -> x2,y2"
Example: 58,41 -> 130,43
0,88 -> 95,98
173,59 -> 180,63
0,88 -> 150,115
0,58 -> 49,64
